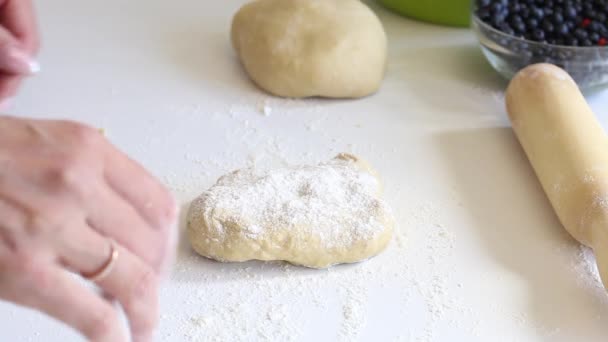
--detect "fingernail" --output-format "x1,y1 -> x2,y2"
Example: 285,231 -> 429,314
0,97 -> 13,111
4,47 -> 40,74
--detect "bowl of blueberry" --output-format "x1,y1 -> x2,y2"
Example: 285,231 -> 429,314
473,0 -> 608,89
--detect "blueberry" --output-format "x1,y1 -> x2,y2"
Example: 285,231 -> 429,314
533,29 -> 546,41
552,12 -> 564,23
542,20 -> 555,33
492,17 -> 505,28
521,50 -> 534,60
476,0 -> 608,47
575,28 -> 588,39
564,5 -> 577,18
498,38 -> 510,47
589,21 -> 603,33
513,20 -> 527,33
509,13 -> 523,23
527,18 -> 539,29
508,3 -> 521,13
531,7 -> 545,19
499,23 -> 515,36
491,2 -> 504,13
518,41 -> 530,51
556,22 -> 570,35
497,11 -> 509,22
565,36 -> 579,46
509,40 -> 522,52
558,50 -> 573,59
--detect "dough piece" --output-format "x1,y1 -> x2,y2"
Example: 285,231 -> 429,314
187,154 -> 394,268
230,0 -> 387,98
506,64 -> 608,290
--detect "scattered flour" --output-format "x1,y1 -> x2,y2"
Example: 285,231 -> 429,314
257,99 -> 273,117
156,96 -> 468,342
155,95 -> 608,342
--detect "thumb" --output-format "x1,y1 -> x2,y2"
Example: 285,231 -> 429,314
0,26 -> 39,75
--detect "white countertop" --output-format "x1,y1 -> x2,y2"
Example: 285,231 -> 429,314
3,1 -> 608,341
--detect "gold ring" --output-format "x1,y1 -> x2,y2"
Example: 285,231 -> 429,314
82,239 -> 118,283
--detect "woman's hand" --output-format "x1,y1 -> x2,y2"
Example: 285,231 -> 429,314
0,0 -> 40,106
0,116 -> 179,341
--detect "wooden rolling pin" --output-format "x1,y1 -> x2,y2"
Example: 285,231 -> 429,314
506,63 -> 608,288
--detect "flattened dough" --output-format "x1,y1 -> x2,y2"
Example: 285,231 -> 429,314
187,154 -> 394,268
231,0 -> 387,98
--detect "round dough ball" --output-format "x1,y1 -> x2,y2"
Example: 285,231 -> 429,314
187,154 -> 394,269
231,0 -> 388,99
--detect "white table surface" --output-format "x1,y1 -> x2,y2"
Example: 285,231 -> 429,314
3,0 -> 608,341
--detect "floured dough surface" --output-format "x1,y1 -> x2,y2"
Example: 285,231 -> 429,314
187,154 -> 394,268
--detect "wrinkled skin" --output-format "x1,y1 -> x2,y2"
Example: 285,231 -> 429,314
0,116 -> 179,341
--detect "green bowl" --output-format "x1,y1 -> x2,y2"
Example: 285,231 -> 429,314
378,0 -> 471,27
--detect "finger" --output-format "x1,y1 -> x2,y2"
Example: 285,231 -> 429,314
1,264 -> 127,342
0,74 -> 21,103
56,225 -> 159,341
85,185 -> 164,272
53,221 -> 113,275
1,0 -> 39,53
94,243 -> 160,342
103,146 -> 178,233
0,27 -> 37,74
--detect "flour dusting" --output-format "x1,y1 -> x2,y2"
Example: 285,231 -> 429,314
189,154 -> 391,249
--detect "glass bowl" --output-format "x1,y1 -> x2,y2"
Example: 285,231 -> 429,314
471,14 -> 608,89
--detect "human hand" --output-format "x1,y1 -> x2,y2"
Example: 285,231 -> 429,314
0,116 -> 179,341
0,0 -> 40,106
